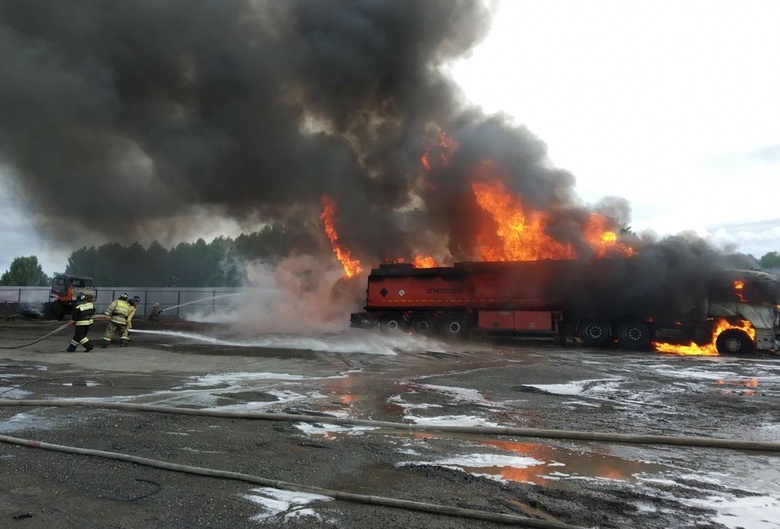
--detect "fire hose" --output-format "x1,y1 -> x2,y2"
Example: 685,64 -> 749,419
0,432 -> 581,529
0,314 -> 109,349
0,322 -> 72,349
1,399 -> 778,452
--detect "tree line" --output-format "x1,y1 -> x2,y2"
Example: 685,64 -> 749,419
3,236 -> 780,288
0,224 -> 316,287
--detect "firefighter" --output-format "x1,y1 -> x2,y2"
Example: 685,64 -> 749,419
66,292 -> 94,352
148,302 -> 160,321
120,295 -> 141,345
101,293 -> 131,348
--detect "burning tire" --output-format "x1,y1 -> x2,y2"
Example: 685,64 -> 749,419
617,319 -> 651,349
578,319 -> 610,347
440,312 -> 468,338
409,314 -> 435,335
715,329 -> 753,355
379,312 -> 406,333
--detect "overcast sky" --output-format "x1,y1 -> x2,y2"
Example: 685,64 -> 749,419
1,0 -> 779,276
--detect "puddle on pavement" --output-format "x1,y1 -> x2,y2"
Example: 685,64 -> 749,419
301,422 -> 672,489
457,438 -> 672,487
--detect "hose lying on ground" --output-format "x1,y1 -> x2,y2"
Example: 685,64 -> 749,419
0,315 -> 109,350
1,399 -> 778,452
0,433 -> 584,529
0,323 -> 72,349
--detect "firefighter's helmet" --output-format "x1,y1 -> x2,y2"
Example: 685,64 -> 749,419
75,292 -> 87,302
131,296 -> 141,305
119,293 -> 128,300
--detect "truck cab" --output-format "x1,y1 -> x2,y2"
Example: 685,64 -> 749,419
46,274 -> 97,320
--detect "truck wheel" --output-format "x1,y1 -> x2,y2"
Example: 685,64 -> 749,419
715,329 -> 753,355
617,320 -> 651,349
46,301 -> 63,321
379,312 -> 405,333
578,319 -> 610,347
409,314 -> 435,335
440,313 -> 468,338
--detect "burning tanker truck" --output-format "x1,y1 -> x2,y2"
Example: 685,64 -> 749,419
349,259 -> 780,355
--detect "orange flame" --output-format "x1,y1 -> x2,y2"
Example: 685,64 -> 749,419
320,195 -> 362,278
421,131 -> 459,173
734,280 -> 747,302
472,176 -> 632,261
653,318 -> 755,356
413,254 -> 438,268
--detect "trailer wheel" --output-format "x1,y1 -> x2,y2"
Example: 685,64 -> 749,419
715,329 -> 753,355
409,314 -> 435,335
440,312 -> 468,338
578,319 -> 610,347
617,320 -> 651,349
379,312 -> 406,333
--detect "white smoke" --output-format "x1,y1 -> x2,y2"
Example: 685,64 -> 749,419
186,255 -> 365,334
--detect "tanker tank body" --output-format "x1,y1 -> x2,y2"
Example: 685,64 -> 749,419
349,258 -> 780,354
349,260 -> 572,342
350,259 -> 663,349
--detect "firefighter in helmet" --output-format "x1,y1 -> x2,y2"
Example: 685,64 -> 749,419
66,292 -> 94,352
120,295 -> 141,345
101,293 -> 131,348
148,302 -> 161,321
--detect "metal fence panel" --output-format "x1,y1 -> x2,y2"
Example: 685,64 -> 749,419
0,286 -> 256,318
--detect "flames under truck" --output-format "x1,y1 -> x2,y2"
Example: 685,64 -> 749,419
350,259 -> 780,355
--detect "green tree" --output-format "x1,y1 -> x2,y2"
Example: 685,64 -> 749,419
0,256 -> 50,286
759,251 -> 780,269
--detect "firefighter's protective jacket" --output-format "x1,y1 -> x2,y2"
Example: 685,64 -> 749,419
72,300 -> 95,326
105,299 -> 131,325
127,305 -> 137,330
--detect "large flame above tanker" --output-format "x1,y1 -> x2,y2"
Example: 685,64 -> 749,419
470,163 -> 633,261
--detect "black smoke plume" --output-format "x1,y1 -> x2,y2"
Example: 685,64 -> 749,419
0,0 -> 755,290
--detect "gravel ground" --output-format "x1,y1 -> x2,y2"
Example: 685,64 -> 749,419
1,318 -> 778,529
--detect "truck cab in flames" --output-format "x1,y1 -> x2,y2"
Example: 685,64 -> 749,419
350,260 -> 780,356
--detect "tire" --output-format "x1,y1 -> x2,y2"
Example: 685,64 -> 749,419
409,314 -> 435,335
715,329 -> 753,355
617,319 -> 651,349
46,301 -> 63,321
379,312 -> 405,333
578,318 -> 610,347
440,312 -> 469,338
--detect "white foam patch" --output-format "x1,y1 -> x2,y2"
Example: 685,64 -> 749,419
635,473 -> 780,528
0,387 -> 31,399
654,366 -> 776,383
523,378 -> 622,396
692,494 -> 780,529
293,422 -> 377,436
184,372 -> 310,387
561,400 -> 601,407
0,411 -> 63,433
241,487 -> 333,523
399,453 -> 545,482
420,384 -> 500,407
387,394 -> 443,412
404,414 -> 501,427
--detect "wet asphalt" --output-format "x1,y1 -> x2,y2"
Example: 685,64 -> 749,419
1,319 -> 778,529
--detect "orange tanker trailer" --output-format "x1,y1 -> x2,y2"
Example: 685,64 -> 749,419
350,259 -> 780,355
